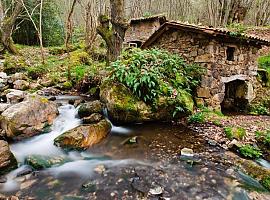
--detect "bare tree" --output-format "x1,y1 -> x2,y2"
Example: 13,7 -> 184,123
253,0 -> 270,26
97,0 -> 129,63
0,0 -> 23,54
65,0 -> 78,50
21,0 -> 45,64
79,0 -> 98,53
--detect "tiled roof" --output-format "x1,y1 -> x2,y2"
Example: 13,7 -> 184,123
130,14 -> 166,23
142,21 -> 270,48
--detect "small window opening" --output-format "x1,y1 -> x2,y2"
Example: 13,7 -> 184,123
226,47 -> 235,61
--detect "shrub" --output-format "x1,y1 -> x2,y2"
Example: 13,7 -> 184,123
188,112 -> 206,123
256,130 -> 270,146
239,145 -> 262,159
250,104 -> 269,116
258,54 -> 270,87
70,50 -> 92,66
224,126 -> 246,140
109,48 -> 204,116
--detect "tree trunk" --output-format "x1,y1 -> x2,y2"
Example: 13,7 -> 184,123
65,0 -> 78,50
0,1 -> 22,54
97,0 -> 128,63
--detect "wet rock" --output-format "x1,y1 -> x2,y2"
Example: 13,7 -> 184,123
94,164 -> 106,174
1,95 -> 58,139
121,136 -> 138,145
54,119 -> 112,150
36,87 -> 62,96
13,80 -> 30,90
82,181 -> 97,192
16,166 -> 33,177
48,96 -> 57,101
0,176 -> 7,183
83,113 -> 103,124
149,186 -> 164,195
0,140 -> 17,175
4,89 -> 27,104
181,148 -> 194,157
25,155 -> 69,170
78,100 -> 104,118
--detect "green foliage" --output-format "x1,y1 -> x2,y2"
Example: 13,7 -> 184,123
239,145 -> 262,159
227,23 -> 248,37
224,126 -> 246,140
256,130 -> 270,146
70,50 -> 92,66
250,104 -> 269,116
258,54 -> 270,87
3,55 -> 27,74
188,112 -> 206,123
224,127 -> 233,139
261,176 -> 270,190
13,0 -> 65,46
27,65 -> 48,80
109,48 -> 204,116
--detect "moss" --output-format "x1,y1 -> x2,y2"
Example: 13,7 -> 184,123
63,81 -> 73,90
70,50 -> 92,66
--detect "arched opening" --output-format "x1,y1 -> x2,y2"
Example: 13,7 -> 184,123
221,80 -> 249,113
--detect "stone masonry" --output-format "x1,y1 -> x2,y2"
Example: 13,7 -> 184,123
142,22 -> 270,109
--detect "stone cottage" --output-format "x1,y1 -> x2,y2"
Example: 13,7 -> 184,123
142,22 -> 270,111
124,15 -> 167,48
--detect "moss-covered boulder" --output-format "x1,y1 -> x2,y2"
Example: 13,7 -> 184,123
25,155 -> 69,170
100,81 -> 194,124
54,119 -> 111,150
1,95 -> 58,139
0,140 -> 17,175
78,100 -> 104,118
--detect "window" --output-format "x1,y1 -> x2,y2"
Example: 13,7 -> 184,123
226,47 -> 235,61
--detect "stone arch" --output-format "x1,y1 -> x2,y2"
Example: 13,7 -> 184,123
220,75 -> 254,112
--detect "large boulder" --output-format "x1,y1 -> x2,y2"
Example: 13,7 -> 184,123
1,95 -> 58,139
78,100 -> 104,118
0,140 -> 17,175
54,119 -> 111,150
100,81 -> 194,124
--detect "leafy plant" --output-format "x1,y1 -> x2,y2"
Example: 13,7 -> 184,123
27,65 -> 48,80
224,126 -> 246,140
239,145 -> 262,159
224,127 -> 233,140
250,104 -> 269,116
188,112 -> 206,123
109,48 -> 204,116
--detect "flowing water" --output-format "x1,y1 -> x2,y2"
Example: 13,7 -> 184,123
0,101 -> 269,199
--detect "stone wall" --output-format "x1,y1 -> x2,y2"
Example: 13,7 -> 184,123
149,29 -> 261,109
125,20 -> 162,44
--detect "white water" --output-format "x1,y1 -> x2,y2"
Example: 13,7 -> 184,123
0,103 -> 147,193
10,104 -> 82,163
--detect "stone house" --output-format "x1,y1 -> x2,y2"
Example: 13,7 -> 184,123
124,15 -> 167,48
142,22 -> 270,111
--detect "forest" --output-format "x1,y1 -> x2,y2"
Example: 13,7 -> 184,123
0,0 -> 270,199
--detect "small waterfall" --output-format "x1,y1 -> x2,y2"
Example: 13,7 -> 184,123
10,104 -> 82,163
103,107 -> 131,135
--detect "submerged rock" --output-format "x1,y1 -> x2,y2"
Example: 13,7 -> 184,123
100,81 -> 194,124
54,119 -> 112,150
0,140 -> 17,175
78,100 -> 104,118
25,155 -> 69,170
1,95 -> 58,139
